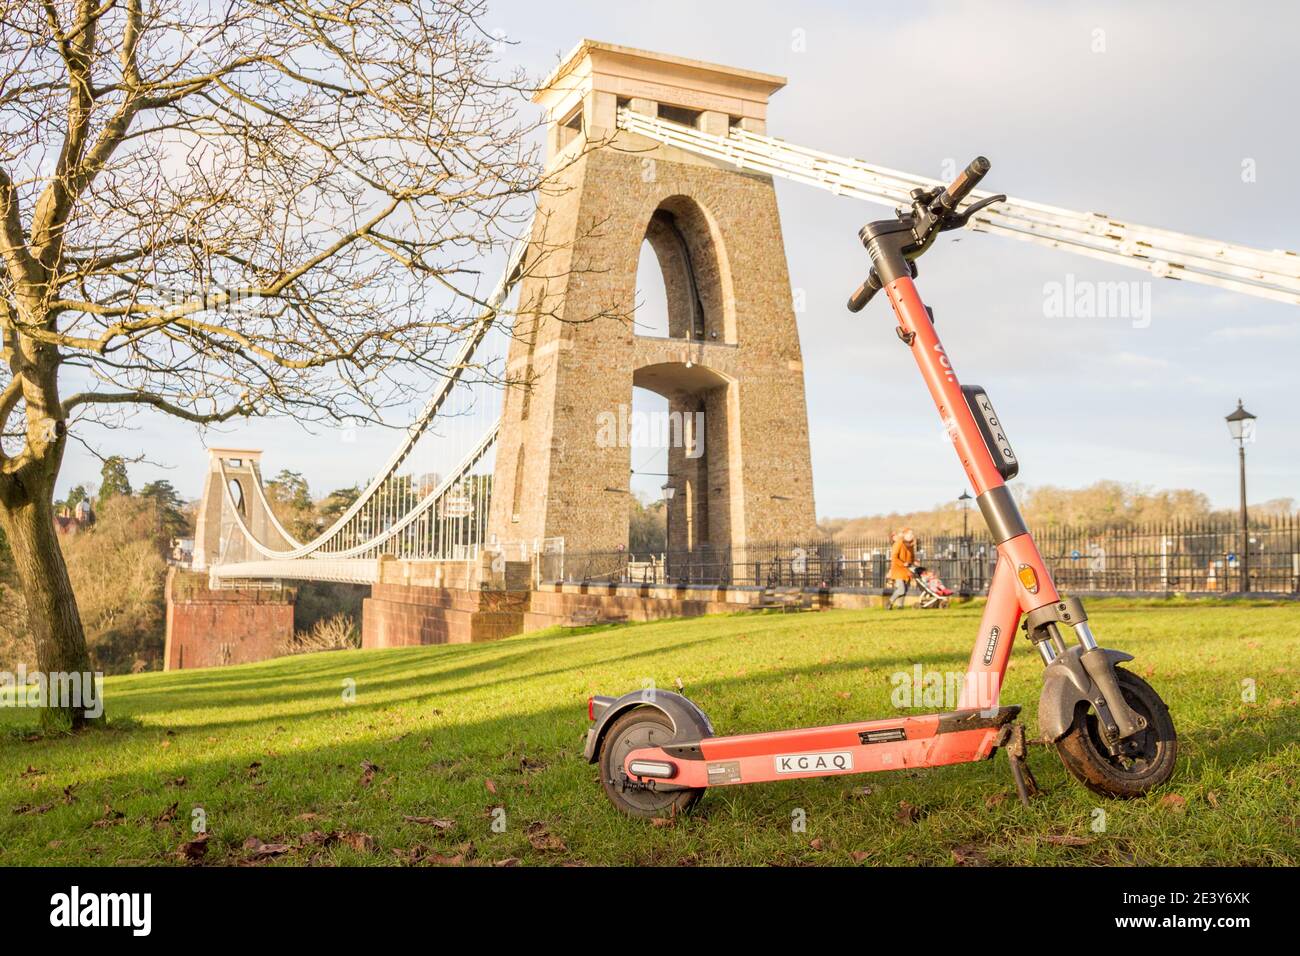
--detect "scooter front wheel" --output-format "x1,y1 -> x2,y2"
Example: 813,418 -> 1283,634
598,707 -> 704,819
1055,668 -> 1177,798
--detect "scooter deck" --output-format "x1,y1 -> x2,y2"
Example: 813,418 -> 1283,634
625,705 -> 1020,789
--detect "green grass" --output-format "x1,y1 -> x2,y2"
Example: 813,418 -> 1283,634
3,600 -> 1298,866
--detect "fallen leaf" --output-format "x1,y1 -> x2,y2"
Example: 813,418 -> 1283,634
1160,794 -> 1187,813
359,760 -> 380,788
952,843 -> 989,866
341,831 -> 376,853
296,812 -> 320,821
850,851 -> 870,864
895,801 -> 923,824
809,838 -> 824,851
494,857 -> 521,867
170,777 -> 187,788
1206,791 -> 1220,809
177,833 -> 209,862
92,805 -> 125,827
649,817 -> 675,828
62,784 -> 79,805
1043,834 -> 1094,847
155,802 -> 178,826
19,765 -> 43,778
13,803 -> 53,815
526,821 -> 567,852
984,792 -> 1010,809
243,837 -> 292,857
403,816 -> 454,830
484,779 -> 498,795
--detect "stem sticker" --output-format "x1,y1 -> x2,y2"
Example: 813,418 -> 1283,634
982,625 -> 1001,665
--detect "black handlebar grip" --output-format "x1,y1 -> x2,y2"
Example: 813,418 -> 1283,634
938,156 -> 991,212
847,270 -> 884,312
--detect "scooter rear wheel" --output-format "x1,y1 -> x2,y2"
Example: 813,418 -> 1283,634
598,707 -> 704,819
1055,668 -> 1177,798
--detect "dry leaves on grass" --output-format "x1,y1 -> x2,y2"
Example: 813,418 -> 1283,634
92,805 -> 125,828
243,837 -> 293,858
403,816 -> 455,831
176,833 -> 209,863
19,765 -> 43,778
13,802 -> 53,815
895,801 -> 924,824
341,831 -> 377,854
1160,794 -> 1188,813
359,760 -> 381,788
526,822 -> 567,853
951,844 -> 990,866
154,802 -> 178,828
1042,834 -> 1094,847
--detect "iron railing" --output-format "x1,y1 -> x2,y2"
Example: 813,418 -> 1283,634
552,514 -> 1300,595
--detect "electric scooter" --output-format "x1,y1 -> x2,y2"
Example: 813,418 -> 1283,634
583,158 -> 1178,818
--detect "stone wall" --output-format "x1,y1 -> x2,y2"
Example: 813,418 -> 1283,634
163,569 -> 295,670
361,583 -> 528,648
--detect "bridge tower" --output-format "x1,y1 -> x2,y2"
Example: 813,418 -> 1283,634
488,40 -> 818,560
192,448 -> 291,571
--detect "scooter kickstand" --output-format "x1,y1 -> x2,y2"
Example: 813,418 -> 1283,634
1001,722 -> 1040,808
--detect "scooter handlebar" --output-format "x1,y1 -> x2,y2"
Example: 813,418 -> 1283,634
847,269 -> 883,312
936,156 -> 990,213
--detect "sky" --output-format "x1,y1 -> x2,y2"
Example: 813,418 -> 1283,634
56,0 -> 1299,520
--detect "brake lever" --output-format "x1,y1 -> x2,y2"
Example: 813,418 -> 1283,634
947,194 -> 1006,229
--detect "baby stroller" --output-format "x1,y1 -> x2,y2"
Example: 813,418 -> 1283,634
911,565 -> 954,609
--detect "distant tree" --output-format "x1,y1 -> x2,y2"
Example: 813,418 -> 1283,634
629,495 -> 667,553
265,470 -> 312,512
97,457 -> 132,506
264,469 -> 318,540
319,485 -> 363,521
139,479 -> 189,541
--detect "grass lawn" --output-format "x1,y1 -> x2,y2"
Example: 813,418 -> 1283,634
2,599 -> 1297,866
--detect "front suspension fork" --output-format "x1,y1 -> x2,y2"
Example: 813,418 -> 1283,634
1030,601 -> 1147,743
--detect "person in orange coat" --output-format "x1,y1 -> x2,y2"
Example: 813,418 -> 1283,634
887,528 -> 916,609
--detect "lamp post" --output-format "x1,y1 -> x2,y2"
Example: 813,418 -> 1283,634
660,482 -> 675,584
958,490 -> 973,594
1225,399 -> 1256,593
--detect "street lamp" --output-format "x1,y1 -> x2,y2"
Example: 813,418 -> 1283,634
1225,399 -> 1256,593
660,483 -> 675,583
957,490 -> 973,594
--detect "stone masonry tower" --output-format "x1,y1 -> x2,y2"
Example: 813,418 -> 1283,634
192,448 -> 291,571
487,40 -> 817,559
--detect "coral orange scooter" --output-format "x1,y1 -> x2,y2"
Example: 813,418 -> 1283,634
583,158 -> 1178,818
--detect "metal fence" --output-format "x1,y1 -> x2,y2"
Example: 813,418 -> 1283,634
552,514 -> 1300,595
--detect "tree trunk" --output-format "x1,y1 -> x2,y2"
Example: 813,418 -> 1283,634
0,475 -> 98,731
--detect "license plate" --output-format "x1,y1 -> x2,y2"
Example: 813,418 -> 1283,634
774,750 -> 855,774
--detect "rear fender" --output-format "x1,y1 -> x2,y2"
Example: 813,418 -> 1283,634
583,691 -> 714,763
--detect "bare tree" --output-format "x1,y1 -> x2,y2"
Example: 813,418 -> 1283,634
0,0 -> 550,727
